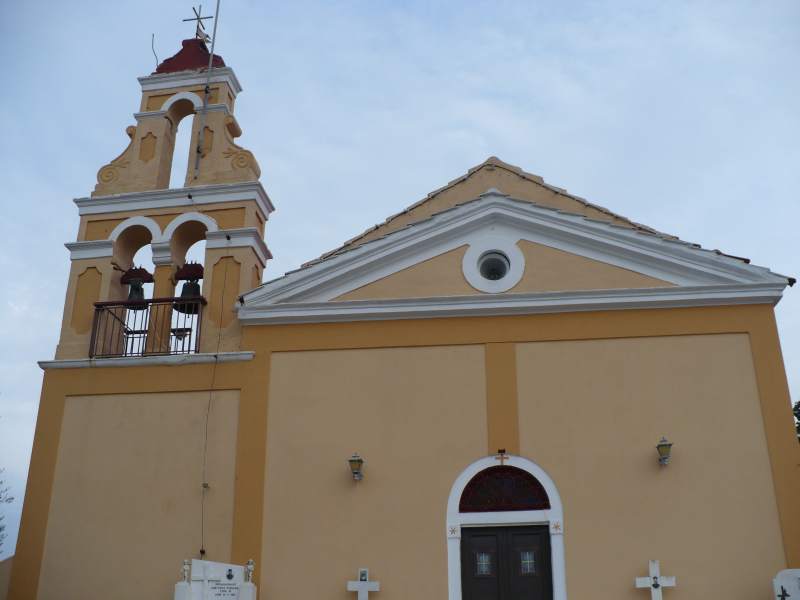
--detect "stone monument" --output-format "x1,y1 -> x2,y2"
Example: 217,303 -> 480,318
174,558 -> 257,600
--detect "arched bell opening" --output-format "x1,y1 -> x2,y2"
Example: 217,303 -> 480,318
165,97 -> 198,189
182,239 -> 207,295
111,224 -> 156,302
170,219 -> 208,268
129,245 -> 156,301
169,217 -> 213,313
88,224 -> 159,358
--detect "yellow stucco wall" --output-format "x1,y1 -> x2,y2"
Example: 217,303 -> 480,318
12,305 -> 800,600
36,391 -> 239,600
257,333 -> 788,600
80,204 -> 257,241
262,346 -> 488,600
517,334 -> 786,599
337,241 -> 671,301
0,558 -> 12,600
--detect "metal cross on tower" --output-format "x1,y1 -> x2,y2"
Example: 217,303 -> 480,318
183,5 -> 213,42
635,560 -> 676,600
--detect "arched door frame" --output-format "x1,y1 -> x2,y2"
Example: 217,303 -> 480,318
446,455 -> 567,600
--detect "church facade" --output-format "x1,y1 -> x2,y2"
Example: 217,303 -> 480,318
8,38 -> 799,600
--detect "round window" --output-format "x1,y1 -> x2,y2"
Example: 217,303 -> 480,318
478,251 -> 510,281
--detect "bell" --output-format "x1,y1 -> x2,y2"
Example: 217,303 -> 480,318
174,279 -> 201,314
120,266 -> 153,309
126,278 -> 147,308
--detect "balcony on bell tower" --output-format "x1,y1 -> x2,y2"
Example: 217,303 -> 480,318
55,37 -> 273,361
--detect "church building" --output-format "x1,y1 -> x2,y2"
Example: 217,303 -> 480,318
8,33 -> 800,600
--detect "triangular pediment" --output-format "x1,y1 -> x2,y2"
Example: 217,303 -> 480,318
314,156 -> 663,264
336,240 -> 673,302
239,190 -> 788,324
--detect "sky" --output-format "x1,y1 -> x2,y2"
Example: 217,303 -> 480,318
0,0 -> 798,560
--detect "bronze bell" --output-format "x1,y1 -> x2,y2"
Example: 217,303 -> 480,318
174,262 -> 204,315
120,267 -> 153,310
174,280 -> 201,314
127,278 -> 146,302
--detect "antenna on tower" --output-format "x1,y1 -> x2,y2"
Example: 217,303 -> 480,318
191,0 -> 222,181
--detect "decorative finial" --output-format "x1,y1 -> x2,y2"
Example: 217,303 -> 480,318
245,559 -> 255,582
183,5 -> 213,43
181,559 -> 191,583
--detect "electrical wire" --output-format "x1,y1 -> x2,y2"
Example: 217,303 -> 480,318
199,253 -> 230,557
196,2 -> 226,554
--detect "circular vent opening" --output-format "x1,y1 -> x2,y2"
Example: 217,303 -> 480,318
478,251 -> 510,281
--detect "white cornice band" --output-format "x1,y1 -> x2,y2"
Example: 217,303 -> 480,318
206,228 -> 272,266
237,283 -> 785,325
242,192 -> 788,309
134,103 -> 230,122
38,351 -> 255,370
138,66 -> 242,96
65,240 -> 114,260
74,181 -> 274,219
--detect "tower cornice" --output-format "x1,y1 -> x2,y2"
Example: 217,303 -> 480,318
74,181 -> 273,217
138,65 -> 242,96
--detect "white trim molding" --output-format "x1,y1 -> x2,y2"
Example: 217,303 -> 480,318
75,181 -> 274,219
238,283 -> 785,325
134,106 -> 231,121
162,211 -> 219,240
64,240 -> 114,260
109,215 -> 163,242
462,232 -> 525,293
138,66 -> 243,96
240,190 -> 788,312
38,351 -> 255,370
161,91 -> 204,112
206,228 -> 272,266
134,110 -> 167,122
446,455 -> 566,600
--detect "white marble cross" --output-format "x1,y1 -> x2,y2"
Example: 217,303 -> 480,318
347,569 -> 380,600
636,560 -> 676,600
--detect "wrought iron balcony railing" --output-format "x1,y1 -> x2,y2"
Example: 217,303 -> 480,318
89,296 -> 206,358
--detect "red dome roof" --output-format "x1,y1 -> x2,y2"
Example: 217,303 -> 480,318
153,38 -> 225,74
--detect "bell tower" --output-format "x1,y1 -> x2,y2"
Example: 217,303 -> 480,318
94,37 -> 260,195
57,37 -> 272,360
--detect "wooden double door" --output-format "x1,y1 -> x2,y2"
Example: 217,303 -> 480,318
460,526 -> 552,600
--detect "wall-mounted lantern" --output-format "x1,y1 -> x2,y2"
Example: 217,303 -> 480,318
656,437 -> 673,466
348,453 -> 365,481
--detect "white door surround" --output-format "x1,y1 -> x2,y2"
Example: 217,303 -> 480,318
446,455 -> 566,600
